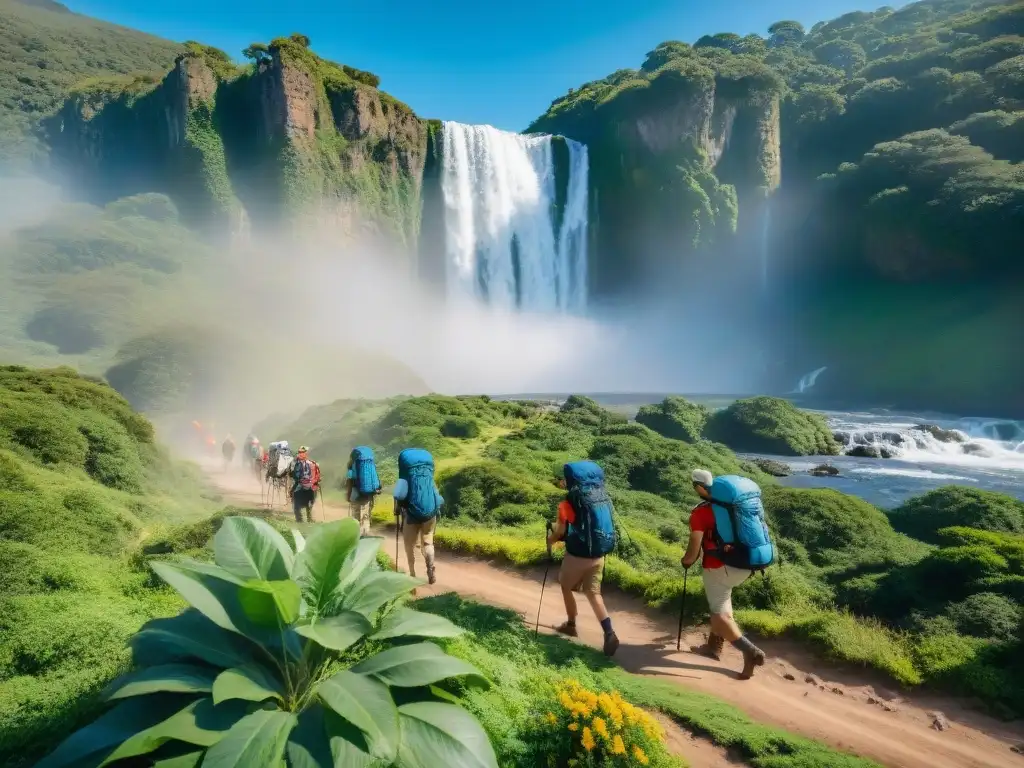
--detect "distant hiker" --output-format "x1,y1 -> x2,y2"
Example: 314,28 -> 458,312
222,435 -> 236,468
248,437 -> 263,477
347,446 -> 382,536
548,460 -> 620,657
394,448 -> 443,584
290,445 -> 321,523
266,440 -> 292,481
682,469 -> 774,680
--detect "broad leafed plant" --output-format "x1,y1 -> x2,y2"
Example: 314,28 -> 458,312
37,517 -> 498,768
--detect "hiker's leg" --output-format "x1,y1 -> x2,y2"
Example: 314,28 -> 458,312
402,521 -> 420,577
292,491 -> 304,523
581,557 -> 609,622
556,554 -> 581,634
359,503 -> 371,537
420,518 -> 436,571
703,567 -> 743,641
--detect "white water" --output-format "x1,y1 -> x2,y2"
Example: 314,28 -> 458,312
792,366 -> 827,394
440,121 -> 589,313
760,198 -> 771,293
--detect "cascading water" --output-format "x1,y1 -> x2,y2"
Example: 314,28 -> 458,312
760,198 -> 772,293
440,121 -> 588,313
792,366 -> 827,394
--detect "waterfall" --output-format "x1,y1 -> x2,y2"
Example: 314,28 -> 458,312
760,197 -> 771,293
440,121 -> 589,313
792,366 -> 827,394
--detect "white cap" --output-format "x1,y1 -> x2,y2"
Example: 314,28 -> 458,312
691,469 -> 713,487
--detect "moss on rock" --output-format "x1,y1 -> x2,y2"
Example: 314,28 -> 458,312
889,486 -> 1024,544
704,396 -> 840,456
635,396 -> 710,442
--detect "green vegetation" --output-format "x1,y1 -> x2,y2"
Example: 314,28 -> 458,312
0,0 -> 182,167
38,516 -> 499,768
0,366 -> 216,765
704,396 -> 840,456
272,392 -> 1024,716
635,396 -> 709,443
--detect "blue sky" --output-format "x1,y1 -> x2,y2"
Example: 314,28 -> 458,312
67,0 -> 894,131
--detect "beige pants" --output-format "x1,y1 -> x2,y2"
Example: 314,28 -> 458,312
403,516 -> 436,578
702,566 -> 753,615
559,553 -> 604,595
350,495 -> 376,536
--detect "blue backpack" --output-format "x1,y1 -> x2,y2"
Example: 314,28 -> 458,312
351,446 -> 381,497
563,461 -> 616,559
398,448 -> 442,523
707,475 -> 775,570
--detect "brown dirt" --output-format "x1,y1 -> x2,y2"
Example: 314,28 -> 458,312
211,466 -> 1024,768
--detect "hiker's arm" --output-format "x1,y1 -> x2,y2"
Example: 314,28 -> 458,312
681,530 -> 703,569
548,520 -> 566,546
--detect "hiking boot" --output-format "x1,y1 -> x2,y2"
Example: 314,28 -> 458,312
426,564 -> 437,585
739,644 -> 766,680
603,631 -> 620,657
555,621 -> 579,637
690,632 -> 724,661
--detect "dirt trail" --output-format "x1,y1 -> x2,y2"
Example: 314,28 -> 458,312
211,467 -> 1024,768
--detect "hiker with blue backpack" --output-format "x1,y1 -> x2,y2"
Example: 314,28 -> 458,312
346,446 -> 382,536
393,448 -> 443,584
681,469 -> 774,679
547,461 -> 620,657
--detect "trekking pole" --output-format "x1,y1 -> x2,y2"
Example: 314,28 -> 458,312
318,487 -> 325,523
535,522 -> 554,636
676,566 -> 690,651
394,499 -> 401,572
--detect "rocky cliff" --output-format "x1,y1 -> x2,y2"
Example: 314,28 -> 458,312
530,51 -> 783,299
46,37 -> 427,247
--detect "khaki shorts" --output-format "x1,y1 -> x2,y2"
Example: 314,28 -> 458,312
559,553 -> 604,595
702,566 -> 753,615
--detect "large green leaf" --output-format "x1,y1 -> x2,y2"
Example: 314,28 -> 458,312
334,537 -> 384,596
341,571 -> 422,620
351,643 -> 488,689
212,665 -> 284,706
325,708 -> 377,768
106,663 -> 218,700
294,520 -> 359,615
317,670 -> 399,761
238,579 -> 301,627
98,698 -> 248,765
292,529 -> 307,554
36,695 -> 195,768
131,610 -> 257,671
200,709 -> 296,768
215,517 -> 294,581
150,560 -> 248,635
371,607 -> 466,641
396,702 -> 498,768
295,612 -> 372,652
152,751 -> 204,767
285,705 -> 333,768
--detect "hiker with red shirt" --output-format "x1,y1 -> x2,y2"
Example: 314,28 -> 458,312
681,468 -> 766,679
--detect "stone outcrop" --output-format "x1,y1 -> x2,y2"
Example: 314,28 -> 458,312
46,41 -> 427,248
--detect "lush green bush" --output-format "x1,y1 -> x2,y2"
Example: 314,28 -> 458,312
889,486 -> 1024,543
634,396 -> 709,442
945,592 -> 1022,642
704,397 -> 840,456
441,416 -> 482,438
439,461 -> 560,527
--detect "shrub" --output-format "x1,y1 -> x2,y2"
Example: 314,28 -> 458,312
523,678 -> 679,767
634,396 -> 709,442
945,592 -> 1021,641
704,396 -> 840,456
36,518 -> 498,768
442,416 -> 482,438
889,486 -> 1024,544
439,462 -> 559,526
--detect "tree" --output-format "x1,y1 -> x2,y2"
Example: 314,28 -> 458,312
241,42 -> 271,64
289,32 -> 312,48
768,20 -> 806,48
36,517 -> 499,768
695,32 -> 744,53
641,40 -> 691,72
814,38 -> 868,74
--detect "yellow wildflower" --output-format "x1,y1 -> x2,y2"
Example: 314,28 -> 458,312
568,723 -> 578,732
545,711 -> 557,726
581,726 -> 596,752
612,734 -> 626,755
633,745 -> 649,765
592,716 -> 609,740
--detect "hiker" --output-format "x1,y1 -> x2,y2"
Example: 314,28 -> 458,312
547,460 -> 620,657
394,448 -> 443,584
347,446 -> 382,536
682,469 -> 773,680
290,445 -> 321,523
221,434 -> 236,469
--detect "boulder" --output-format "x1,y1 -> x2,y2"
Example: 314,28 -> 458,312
751,457 -> 792,477
914,424 -> 969,443
846,444 -> 895,459
810,464 -> 840,476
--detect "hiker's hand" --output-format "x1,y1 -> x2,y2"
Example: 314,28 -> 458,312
680,556 -> 693,570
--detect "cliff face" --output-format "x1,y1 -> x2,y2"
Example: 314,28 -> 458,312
531,58 -> 782,299
47,40 -> 427,248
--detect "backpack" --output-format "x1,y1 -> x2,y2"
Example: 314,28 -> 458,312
294,458 -> 320,491
563,461 -> 616,559
707,475 -> 775,570
398,448 -> 442,523
350,446 -> 382,498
